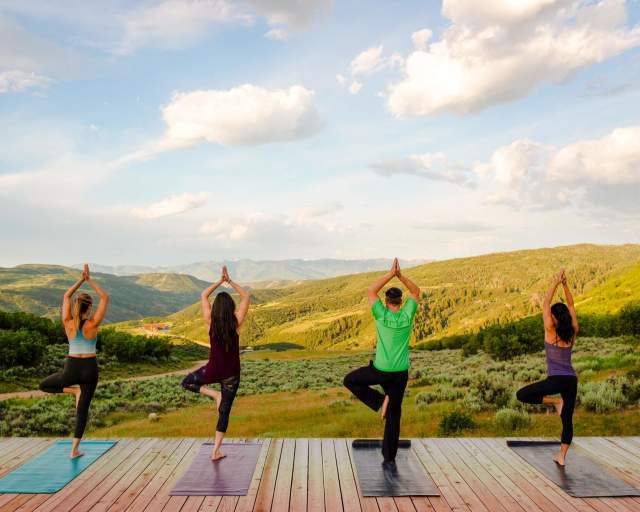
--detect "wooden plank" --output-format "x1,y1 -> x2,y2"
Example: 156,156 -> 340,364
1,494 -> 49,512
289,439 -> 308,512
253,438 -> 283,512
456,438 -> 543,512
180,496 -> 205,512
0,439 -> 30,460
120,438 -> 196,512
333,439 -> 361,512
236,439 -> 271,512
196,496 -> 222,512
410,497 -> 437,512
394,497 -> 417,512
608,438 -> 640,462
307,439 -> 325,512
438,439 -> 512,512
139,438 -> 201,512
486,438 -> 598,512
376,497 -> 398,512
272,438 -> 295,511
412,438 -> 470,512
59,439 -> 146,512
346,439 -> 378,512
445,439 -> 525,512
65,439 -> 164,512
321,439 -> 343,512
100,438 -> 183,512
0,439 -> 51,476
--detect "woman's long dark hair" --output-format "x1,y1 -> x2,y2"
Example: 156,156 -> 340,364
551,302 -> 575,344
210,292 -> 238,351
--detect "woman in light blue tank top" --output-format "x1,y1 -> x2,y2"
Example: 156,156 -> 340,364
516,269 -> 579,466
39,264 -> 109,459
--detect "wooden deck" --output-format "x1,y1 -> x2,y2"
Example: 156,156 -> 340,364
0,437 -> 639,511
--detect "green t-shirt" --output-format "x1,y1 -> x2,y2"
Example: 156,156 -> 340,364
372,297 -> 418,372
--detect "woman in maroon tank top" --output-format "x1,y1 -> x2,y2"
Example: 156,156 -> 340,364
181,266 -> 251,461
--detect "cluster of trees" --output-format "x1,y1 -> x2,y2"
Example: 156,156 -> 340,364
0,310 -> 173,369
417,302 -> 640,360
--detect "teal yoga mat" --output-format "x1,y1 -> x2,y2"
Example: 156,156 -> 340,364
0,440 -> 116,494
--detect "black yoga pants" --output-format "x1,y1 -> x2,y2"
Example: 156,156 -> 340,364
516,375 -> 577,444
181,366 -> 240,433
39,356 -> 98,439
343,361 -> 408,462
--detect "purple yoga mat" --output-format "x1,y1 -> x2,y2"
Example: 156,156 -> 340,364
170,442 -> 262,496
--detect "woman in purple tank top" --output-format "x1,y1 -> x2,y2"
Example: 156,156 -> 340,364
181,266 -> 250,461
516,269 -> 579,466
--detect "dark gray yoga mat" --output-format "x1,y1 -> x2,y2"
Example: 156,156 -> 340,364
351,439 -> 439,497
170,442 -> 261,496
507,440 -> 640,497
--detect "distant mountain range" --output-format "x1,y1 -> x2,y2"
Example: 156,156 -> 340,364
71,258 -> 428,283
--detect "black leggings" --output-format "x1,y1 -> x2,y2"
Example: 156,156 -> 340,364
181,366 -> 240,433
343,361 -> 408,462
39,357 -> 98,439
516,375 -> 577,445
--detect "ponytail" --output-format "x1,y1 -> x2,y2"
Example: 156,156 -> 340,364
73,293 -> 93,332
551,302 -> 575,344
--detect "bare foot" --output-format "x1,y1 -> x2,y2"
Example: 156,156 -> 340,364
553,453 -> 565,466
70,451 -> 84,460
211,450 -> 226,461
380,395 -> 389,419
554,398 -> 563,417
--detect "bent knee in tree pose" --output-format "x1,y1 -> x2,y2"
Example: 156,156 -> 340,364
181,265 -> 250,461
516,268 -> 579,466
39,263 -> 109,459
343,257 -> 420,464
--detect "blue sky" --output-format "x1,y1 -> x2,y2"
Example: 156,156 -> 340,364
1,0 -> 640,267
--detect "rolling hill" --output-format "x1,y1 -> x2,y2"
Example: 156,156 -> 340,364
74,258 -> 427,283
0,265 -> 210,323
161,244 -> 640,349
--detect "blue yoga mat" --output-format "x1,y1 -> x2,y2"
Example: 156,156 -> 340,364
0,440 -> 116,493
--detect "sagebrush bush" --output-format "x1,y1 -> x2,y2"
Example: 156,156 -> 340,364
494,408 -> 532,431
580,380 -> 626,413
438,411 -> 476,436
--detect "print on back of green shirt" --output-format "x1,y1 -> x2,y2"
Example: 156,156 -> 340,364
372,297 -> 417,372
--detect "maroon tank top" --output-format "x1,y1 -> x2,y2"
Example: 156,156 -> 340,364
204,330 -> 240,382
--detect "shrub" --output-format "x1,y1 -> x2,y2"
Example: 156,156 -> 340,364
494,408 -> 532,431
619,302 -> 640,336
0,329 -> 47,368
471,372 -> 513,409
438,411 -> 476,436
580,381 -> 626,413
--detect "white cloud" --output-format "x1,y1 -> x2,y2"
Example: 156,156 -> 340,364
131,192 -> 208,219
348,81 -> 362,94
245,0 -> 332,29
371,152 -> 475,187
116,0 -> 248,55
119,84 -> 322,163
387,0 -> 640,117
265,28 -> 289,40
411,28 -> 432,50
336,73 -> 347,86
548,126 -> 640,185
349,45 -> 403,77
0,69 -> 53,93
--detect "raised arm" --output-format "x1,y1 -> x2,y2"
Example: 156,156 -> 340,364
395,260 -> 420,301
367,259 -> 396,306
83,265 -> 109,326
543,270 -> 563,333
62,274 -> 86,323
223,266 -> 251,328
561,271 -> 579,334
201,268 -> 225,326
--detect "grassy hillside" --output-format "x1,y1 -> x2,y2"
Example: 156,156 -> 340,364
577,262 -> 640,314
165,244 -> 640,348
0,265 -> 208,323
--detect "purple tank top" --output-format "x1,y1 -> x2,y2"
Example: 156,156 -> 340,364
545,342 -> 576,377
204,331 -> 240,382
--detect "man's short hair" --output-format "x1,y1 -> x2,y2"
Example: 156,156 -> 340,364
385,287 -> 403,306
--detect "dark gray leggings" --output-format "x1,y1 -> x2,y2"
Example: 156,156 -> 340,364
39,357 -> 98,439
181,366 -> 240,433
516,375 -> 577,444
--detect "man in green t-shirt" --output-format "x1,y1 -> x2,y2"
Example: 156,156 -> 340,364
344,258 -> 420,466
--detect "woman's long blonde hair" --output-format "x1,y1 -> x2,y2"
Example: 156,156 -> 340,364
73,293 -> 93,332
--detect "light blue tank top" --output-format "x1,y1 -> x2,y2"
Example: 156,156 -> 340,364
68,325 -> 97,355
